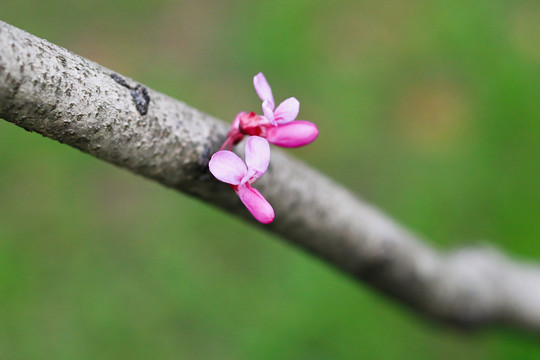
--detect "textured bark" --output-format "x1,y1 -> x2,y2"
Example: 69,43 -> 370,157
1,20 -> 540,334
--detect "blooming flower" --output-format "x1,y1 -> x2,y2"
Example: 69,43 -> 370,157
209,136 -> 274,224
253,72 -> 319,147
253,72 -> 300,126
220,73 -> 319,150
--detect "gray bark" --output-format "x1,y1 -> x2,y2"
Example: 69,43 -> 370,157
1,20 -> 540,334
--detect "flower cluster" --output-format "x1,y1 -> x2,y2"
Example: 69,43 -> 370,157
209,73 -> 318,223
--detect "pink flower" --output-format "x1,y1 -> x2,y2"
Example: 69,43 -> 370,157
252,72 -> 319,147
220,73 -> 319,150
209,136 -> 274,224
253,72 -> 300,126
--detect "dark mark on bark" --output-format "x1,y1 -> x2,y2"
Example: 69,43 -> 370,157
110,73 -> 129,87
56,55 -> 67,67
110,73 -> 150,116
197,147 -> 213,180
199,147 -> 211,168
130,85 -> 150,116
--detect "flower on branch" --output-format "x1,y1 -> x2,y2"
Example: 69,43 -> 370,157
220,73 -> 319,150
213,73 -> 320,224
252,72 -> 319,147
209,136 -> 275,224
253,72 -> 300,126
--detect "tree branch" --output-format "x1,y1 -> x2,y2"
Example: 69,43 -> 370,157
1,20 -> 539,334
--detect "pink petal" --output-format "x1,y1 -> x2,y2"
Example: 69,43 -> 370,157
262,100 -> 276,125
253,72 -> 274,106
274,97 -> 300,124
244,136 -> 270,183
237,185 -> 275,224
209,151 -> 247,185
266,120 -> 319,148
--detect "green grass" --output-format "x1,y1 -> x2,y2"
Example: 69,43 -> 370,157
1,0 -> 540,358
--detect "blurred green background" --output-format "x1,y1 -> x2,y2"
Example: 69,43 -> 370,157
1,0 -> 540,358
